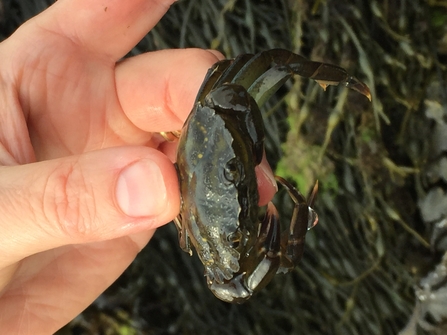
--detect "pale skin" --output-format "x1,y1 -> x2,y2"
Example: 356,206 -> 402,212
0,0 -> 277,333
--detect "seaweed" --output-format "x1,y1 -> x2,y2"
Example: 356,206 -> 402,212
2,0 -> 446,334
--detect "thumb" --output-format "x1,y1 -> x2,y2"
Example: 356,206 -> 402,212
0,146 -> 179,267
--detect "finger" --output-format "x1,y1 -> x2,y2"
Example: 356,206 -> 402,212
115,48 -> 223,132
0,146 -> 179,268
256,153 -> 278,206
28,0 -> 175,60
0,236 -> 149,333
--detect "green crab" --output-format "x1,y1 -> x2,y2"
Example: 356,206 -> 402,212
173,49 -> 371,303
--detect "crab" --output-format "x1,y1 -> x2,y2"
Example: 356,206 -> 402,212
172,49 -> 371,303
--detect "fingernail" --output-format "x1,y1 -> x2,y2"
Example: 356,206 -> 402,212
116,159 -> 167,217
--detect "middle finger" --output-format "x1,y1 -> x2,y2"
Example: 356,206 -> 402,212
115,48 -> 222,133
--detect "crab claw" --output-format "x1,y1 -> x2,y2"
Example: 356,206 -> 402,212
208,202 -> 282,303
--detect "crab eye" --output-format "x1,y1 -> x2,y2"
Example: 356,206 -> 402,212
223,158 -> 244,184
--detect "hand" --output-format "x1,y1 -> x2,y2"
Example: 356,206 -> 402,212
0,0 -> 277,333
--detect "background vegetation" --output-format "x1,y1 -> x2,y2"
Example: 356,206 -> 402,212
2,0 -> 447,334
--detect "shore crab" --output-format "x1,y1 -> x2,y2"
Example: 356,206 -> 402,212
173,49 -> 371,303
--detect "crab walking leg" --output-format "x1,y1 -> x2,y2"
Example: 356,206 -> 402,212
195,53 -> 258,104
209,54 -> 254,92
275,177 -> 319,273
194,49 -> 371,120
195,59 -> 233,104
208,202 -> 282,303
245,202 -> 282,288
204,49 -> 372,107
307,180 -> 319,208
239,49 -> 371,106
195,53 -> 257,104
173,213 -> 193,256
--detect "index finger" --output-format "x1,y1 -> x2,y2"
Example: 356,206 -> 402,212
31,0 -> 175,60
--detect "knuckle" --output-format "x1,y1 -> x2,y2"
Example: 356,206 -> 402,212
43,160 -> 97,240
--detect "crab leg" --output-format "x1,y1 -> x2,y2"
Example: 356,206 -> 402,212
208,202 -> 283,303
171,49 -> 370,144
240,49 -> 371,105
198,49 -> 371,109
195,59 -> 233,104
244,202 -> 282,289
275,176 -> 319,273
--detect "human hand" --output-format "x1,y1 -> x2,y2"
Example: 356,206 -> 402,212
0,0 -> 277,333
